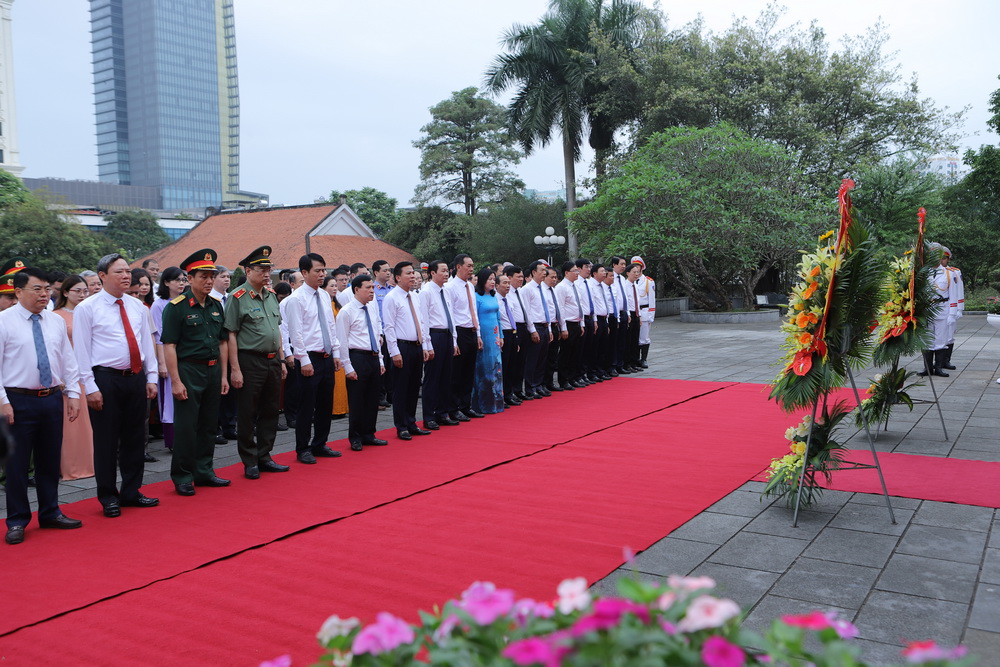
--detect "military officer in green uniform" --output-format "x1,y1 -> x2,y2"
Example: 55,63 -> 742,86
225,245 -> 290,480
161,249 -> 231,496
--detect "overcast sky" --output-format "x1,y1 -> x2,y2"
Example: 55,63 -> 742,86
11,0 -> 1000,208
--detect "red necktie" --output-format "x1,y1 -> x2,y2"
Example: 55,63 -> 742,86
116,298 -> 142,374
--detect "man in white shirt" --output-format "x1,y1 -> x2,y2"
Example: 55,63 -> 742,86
444,254 -> 483,420
337,275 -> 387,450
575,258 -> 601,385
495,271 -> 521,407
73,254 -> 161,517
631,256 -> 656,369
518,260 -> 552,399
210,266 -> 237,442
333,267 -> 354,308
624,261 -> 643,372
419,260 -> 459,429
1,267 -> 84,544
610,256 -> 632,374
590,264 -> 613,380
382,261 -> 431,440
502,265 -> 530,402
284,253 -> 342,464
543,267 -> 566,392
554,261 -> 586,390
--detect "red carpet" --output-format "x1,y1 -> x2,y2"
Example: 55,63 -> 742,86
2,380 -> 994,665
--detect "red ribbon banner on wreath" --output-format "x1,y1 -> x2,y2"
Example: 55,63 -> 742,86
910,207 -> 926,324
788,178 -> 855,376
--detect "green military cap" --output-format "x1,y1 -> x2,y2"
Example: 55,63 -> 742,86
0,257 -> 28,295
239,245 -> 273,268
181,249 -> 218,274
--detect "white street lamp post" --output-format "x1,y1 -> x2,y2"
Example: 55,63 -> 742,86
533,226 -> 566,267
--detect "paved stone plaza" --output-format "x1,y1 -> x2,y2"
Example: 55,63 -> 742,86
4,314 -> 998,664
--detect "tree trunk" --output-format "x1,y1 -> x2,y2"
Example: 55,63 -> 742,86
563,135 -> 578,257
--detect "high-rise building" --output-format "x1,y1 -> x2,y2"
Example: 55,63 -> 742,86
90,0 -> 263,209
0,0 -> 23,176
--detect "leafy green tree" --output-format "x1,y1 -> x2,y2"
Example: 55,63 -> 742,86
413,88 -> 524,216
572,124 -> 824,311
328,187 -> 402,237
467,197 -> 569,268
0,169 -> 32,209
384,206 -> 470,263
0,200 -> 117,273
484,0 -> 648,254
102,209 -> 171,260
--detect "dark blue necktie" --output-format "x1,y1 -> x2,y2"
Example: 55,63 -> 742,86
502,296 -> 515,330
537,283 -> 550,322
439,289 -> 453,330
31,314 -> 52,387
362,304 -> 378,353
549,287 -> 561,321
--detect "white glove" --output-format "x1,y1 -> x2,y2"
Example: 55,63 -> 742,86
947,315 -> 956,325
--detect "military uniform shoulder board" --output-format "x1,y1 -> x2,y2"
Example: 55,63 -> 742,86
232,288 -> 247,299
266,286 -> 276,293
170,294 -> 186,305
210,294 -> 222,302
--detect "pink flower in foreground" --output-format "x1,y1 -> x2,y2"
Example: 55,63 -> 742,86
825,612 -> 858,640
503,637 -> 568,667
657,591 -> 677,610
661,620 -> 678,635
668,575 -> 717,593
513,598 -> 555,624
432,614 -> 460,643
458,581 -> 516,625
556,577 -> 592,614
781,611 -> 833,631
678,595 -> 741,632
351,612 -> 415,655
259,656 -> 291,667
902,640 -> 969,663
702,636 -> 747,667
316,615 -> 360,644
571,598 -> 650,636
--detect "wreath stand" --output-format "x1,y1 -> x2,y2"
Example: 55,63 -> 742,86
876,353 -> 949,441
791,325 -> 896,527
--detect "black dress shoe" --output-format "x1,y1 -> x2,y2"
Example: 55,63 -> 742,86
297,451 -> 317,464
175,482 -> 196,496
244,465 -> 260,480
463,409 -> 485,419
195,476 -> 231,487
517,391 -> 534,400
121,495 -> 160,508
932,370 -> 950,377
350,442 -> 363,451
537,387 -> 552,397
286,418 -> 297,428
27,476 -> 35,487
548,384 -> 563,392
410,426 -> 432,436
276,422 -> 288,431
560,383 -> 575,391
618,367 -> 633,374
259,460 -> 290,473
379,399 -> 392,408
143,452 -> 158,463
424,420 -> 440,430
39,514 -> 83,529
452,412 -> 471,422
312,445 -> 342,458
608,369 -> 620,377
215,434 -> 228,444
438,417 -> 460,426
103,501 -> 121,518
397,430 -> 412,441
223,430 -> 238,440
572,380 -> 588,388
5,526 -> 24,544
363,437 -> 389,446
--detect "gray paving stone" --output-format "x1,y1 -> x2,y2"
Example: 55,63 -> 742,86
738,481 -> 768,493
704,490 -> 774,518
851,639 -> 907,666
896,524 -> 988,565
979,548 -> 1000,585
991,520 -> 1000,549
803,527 -> 899,568
876,553 -> 979,604
849,493 -> 921,510
770,557 -> 879,609
630,537 -> 717,577
829,501 -> 913,536
708,532 -> 807,573
589,568 -> 662,597
743,594 -> 853,637
969,584 -> 1000,633
686,562 -> 779,610
854,591 -> 967,646
911,501 -> 994,533
949,449 -> 1000,462
668,511 -> 753,545
743,505 -> 834,540
962,629 -> 1000,663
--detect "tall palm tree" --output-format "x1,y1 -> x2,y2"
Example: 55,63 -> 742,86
484,0 -> 645,255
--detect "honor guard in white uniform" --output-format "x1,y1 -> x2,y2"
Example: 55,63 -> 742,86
919,244 -> 956,378
942,248 -> 963,371
630,256 -> 656,368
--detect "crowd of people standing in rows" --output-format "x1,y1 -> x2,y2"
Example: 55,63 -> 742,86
0,247 -> 657,546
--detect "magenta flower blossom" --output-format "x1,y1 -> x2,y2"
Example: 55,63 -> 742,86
902,640 -> 968,663
661,620 -> 678,635
701,636 -> 746,667
503,636 -> 570,667
458,581 -> 516,625
352,612 -> 415,655
513,598 -> 555,624
259,656 -> 291,667
571,598 -> 651,636
781,611 -> 833,631
432,614 -> 460,643
824,612 -> 858,640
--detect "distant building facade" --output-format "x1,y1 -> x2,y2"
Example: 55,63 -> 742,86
0,0 -> 23,176
89,0 -> 265,209
923,155 -> 967,183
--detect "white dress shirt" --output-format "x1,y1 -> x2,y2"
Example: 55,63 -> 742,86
555,278 -> 584,325
544,285 -> 565,332
587,277 -> 608,317
614,272 -> 630,314
336,299 -> 385,375
601,281 -> 620,320
336,290 -> 354,308
508,286 -> 527,325
210,288 -> 229,309
278,297 -> 292,358
497,291 -> 517,331
420,281 -> 458,348
444,276 -> 480,334
382,286 -> 427,357
0,304 -> 81,404
73,290 -> 158,394
625,278 -> 640,316
518,280 -> 550,333
284,283 -> 341,367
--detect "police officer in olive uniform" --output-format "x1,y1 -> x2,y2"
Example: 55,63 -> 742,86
225,245 -> 290,480
161,249 -> 231,496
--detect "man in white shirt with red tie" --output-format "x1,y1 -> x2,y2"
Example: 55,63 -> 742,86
1,267 -> 84,544
337,274 -> 387,450
382,261 -> 432,440
284,252 -> 343,464
444,254 -> 482,421
419,260 -> 460,429
73,253 -> 160,518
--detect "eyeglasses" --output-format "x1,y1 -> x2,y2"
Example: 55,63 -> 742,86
67,288 -> 88,295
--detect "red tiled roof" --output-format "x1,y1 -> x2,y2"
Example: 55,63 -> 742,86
135,204 -> 416,271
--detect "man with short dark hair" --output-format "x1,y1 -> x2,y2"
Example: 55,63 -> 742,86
554,261 -> 586,390
382,261 -> 431,440
142,259 -> 161,288
337,274 -> 387,450
543,267 -> 565,391
495,271 -> 521,407
371,259 -> 394,408
503,265 -> 531,401
610,256 -> 631,374
333,267 -> 352,308
284,252 -> 342,464
444,253 -> 482,420
518,260 -> 552,399
419,260 -> 459,429
1,267 -> 84,544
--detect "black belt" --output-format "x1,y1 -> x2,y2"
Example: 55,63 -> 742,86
597,315 -> 608,322
307,350 -> 331,358
639,303 -> 649,308
535,322 -> 548,329
398,340 -> 420,346
934,297 -> 948,303
503,328 -> 515,334
5,386 -> 62,397
456,326 -> 476,332
429,328 -> 450,334
240,350 -> 278,358
349,349 -> 379,356
93,365 -> 137,376
181,358 -> 218,366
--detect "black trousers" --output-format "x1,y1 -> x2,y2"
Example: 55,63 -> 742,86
391,341 -> 423,430
614,310 -> 628,369
347,350 -> 381,444
380,339 -> 394,402
217,369 -> 238,435
546,323 -> 561,388
283,351 -> 298,423
90,370 -> 148,505
606,315 -> 619,371
513,323 -> 530,394
524,323 -> 550,392
423,330 -> 453,421
558,320 -> 583,385
501,329 -> 518,398
294,352 -> 334,453
236,351 -> 281,466
626,315 -> 641,367
581,314 -> 596,376
4,391 -> 63,527
449,326 -> 478,414
595,315 -> 610,372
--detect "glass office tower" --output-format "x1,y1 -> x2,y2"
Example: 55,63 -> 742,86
90,0 -> 241,209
